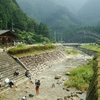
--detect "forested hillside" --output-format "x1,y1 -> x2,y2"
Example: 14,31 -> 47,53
0,0 -> 33,31
78,0 -> 100,25
0,0 -> 50,44
0,0 -> 100,43
50,0 -> 87,15
16,0 -> 81,31
64,26 -> 100,43
10,0 -> 100,43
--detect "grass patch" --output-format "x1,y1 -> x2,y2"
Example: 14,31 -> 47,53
64,60 -> 94,91
81,45 -> 100,52
66,49 -> 78,55
7,43 -> 56,57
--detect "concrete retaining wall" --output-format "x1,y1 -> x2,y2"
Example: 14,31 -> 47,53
86,55 -> 100,100
17,50 -> 67,76
79,47 -> 100,100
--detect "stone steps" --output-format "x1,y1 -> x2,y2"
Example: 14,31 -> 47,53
0,52 -> 27,92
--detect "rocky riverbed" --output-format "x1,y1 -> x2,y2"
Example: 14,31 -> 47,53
0,51 -> 93,100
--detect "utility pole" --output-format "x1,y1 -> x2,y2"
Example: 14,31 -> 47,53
54,31 -> 56,42
11,22 -> 15,32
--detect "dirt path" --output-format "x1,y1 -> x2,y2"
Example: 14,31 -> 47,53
0,52 -> 93,100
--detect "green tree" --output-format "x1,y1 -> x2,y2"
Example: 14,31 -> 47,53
0,0 -> 50,44
38,22 -> 50,38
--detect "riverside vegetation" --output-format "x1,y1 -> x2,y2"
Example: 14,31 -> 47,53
64,59 -> 94,91
7,43 -> 56,57
81,45 -> 100,52
64,45 -> 96,92
64,44 -> 100,92
66,49 -> 78,55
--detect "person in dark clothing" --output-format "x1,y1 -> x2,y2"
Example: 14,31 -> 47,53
14,69 -> 19,76
0,82 -> 1,87
8,80 -> 15,88
0,79 -> 1,87
25,70 -> 32,79
35,80 -> 41,95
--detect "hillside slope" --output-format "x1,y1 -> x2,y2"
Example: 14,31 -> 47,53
0,0 -> 29,29
0,0 -> 51,44
78,0 -> 100,25
16,0 -> 81,31
50,0 -> 87,15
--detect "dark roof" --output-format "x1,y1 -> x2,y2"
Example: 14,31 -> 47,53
0,30 -> 19,38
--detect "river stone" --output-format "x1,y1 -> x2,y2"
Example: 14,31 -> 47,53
65,72 -> 70,75
66,88 -> 70,91
29,94 -> 34,98
61,77 -> 66,81
25,85 -> 29,88
64,96 -> 71,100
57,97 -> 63,100
76,90 -> 83,94
52,83 -> 55,88
71,92 -> 79,97
55,75 -> 62,79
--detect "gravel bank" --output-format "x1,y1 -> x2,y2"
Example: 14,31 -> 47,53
0,52 -> 93,100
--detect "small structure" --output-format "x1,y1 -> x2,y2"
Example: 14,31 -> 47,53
0,30 -> 19,47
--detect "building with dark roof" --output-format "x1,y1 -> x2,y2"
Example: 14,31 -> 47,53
0,30 -> 19,47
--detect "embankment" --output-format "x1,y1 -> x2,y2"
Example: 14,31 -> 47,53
17,50 -> 67,76
79,47 -> 100,100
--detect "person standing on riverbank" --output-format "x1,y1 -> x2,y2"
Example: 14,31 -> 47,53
35,79 -> 41,95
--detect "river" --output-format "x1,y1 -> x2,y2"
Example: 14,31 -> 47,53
0,49 -> 93,100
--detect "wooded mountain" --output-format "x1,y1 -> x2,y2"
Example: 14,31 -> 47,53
78,0 -> 100,25
0,0 -> 38,31
50,0 -> 87,15
1,0 -> 100,43
16,0 -> 100,43
0,0 -> 28,29
16,0 -> 81,31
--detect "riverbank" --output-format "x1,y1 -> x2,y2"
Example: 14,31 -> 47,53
0,51 -> 93,100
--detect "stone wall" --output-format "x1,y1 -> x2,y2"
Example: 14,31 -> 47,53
17,50 -> 67,76
79,47 -> 100,100
86,55 -> 100,100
